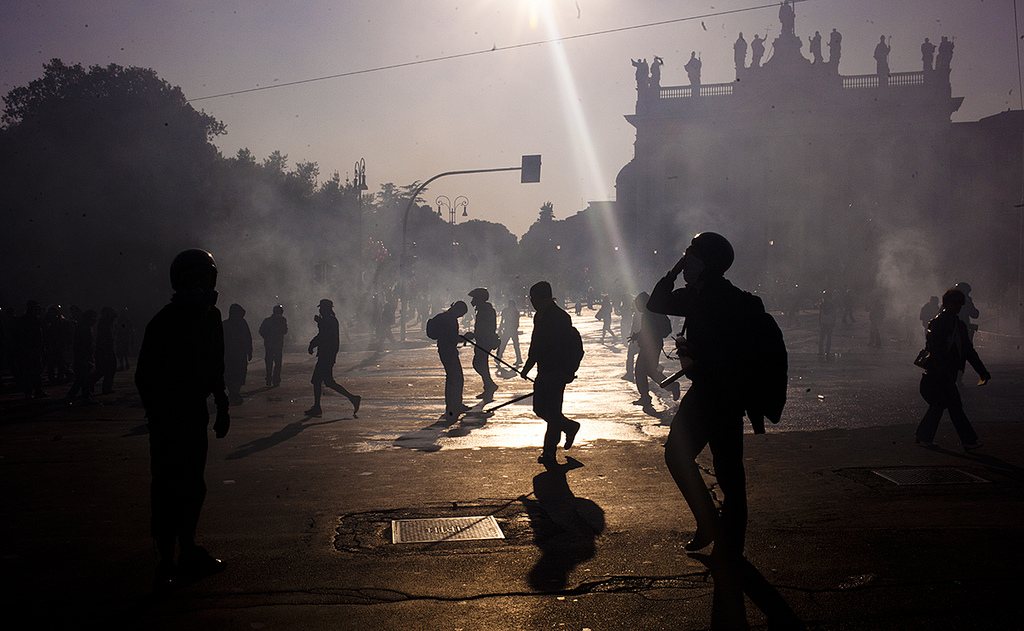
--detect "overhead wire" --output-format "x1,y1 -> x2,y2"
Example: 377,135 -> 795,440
188,2 -> 786,102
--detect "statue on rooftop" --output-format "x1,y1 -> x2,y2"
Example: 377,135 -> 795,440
650,56 -> 663,89
936,36 -> 954,72
828,28 -> 842,67
809,31 -> 823,64
751,34 -> 765,68
684,51 -> 702,92
921,38 -> 936,71
632,58 -> 649,90
779,1 -> 795,38
874,35 -> 891,85
734,33 -> 747,76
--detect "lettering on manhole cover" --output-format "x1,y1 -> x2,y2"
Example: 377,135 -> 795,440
871,468 -> 990,486
392,516 -> 505,544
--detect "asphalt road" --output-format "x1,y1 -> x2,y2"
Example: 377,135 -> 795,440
2,309 -> 1023,630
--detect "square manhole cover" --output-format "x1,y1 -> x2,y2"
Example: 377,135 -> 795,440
871,468 -> 990,486
392,516 -> 505,544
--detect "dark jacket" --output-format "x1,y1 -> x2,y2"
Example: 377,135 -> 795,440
474,302 -> 499,350
648,273 -> 765,406
136,302 -> 227,421
925,310 -> 988,381
525,303 -> 575,377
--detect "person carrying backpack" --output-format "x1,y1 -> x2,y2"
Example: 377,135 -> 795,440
520,281 -> 583,466
630,291 -> 679,407
647,232 -> 788,630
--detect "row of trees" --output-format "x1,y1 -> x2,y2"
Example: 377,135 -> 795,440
1,59 -> 627,327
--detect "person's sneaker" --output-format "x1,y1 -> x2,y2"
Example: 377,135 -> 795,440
564,420 -> 581,450
963,442 -> 983,451
351,395 -> 361,416
632,397 -> 652,406
915,438 -> 938,448
304,406 -> 323,417
684,529 -> 716,552
178,546 -> 226,579
537,452 -> 557,466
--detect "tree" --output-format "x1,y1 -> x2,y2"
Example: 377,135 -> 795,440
539,201 -> 555,222
0,59 -> 227,315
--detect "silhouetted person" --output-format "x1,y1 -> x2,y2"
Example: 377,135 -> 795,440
650,55 -> 663,89
841,288 -> 856,326
867,292 -> 885,348
817,290 -> 837,360
465,287 -> 499,400
498,298 -> 522,366
306,299 -> 360,417
135,249 -> 230,591
684,52 -> 702,91
92,306 -> 118,394
259,305 -> 288,387
631,57 -> 649,90
916,288 -> 989,450
43,304 -> 70,384
734,33 -> 747,76
751,34 -> 765,68
779,1 -> 795,37
920,296 -> 940,329
115,307 -> 134,371
828,28 -> 842,66
432,300 -> 469,417
223,303 -> 252,406
521,281 -> 582,466
631,291 -> 679,407
874,35 -> 890,85
647,232 -> 769,629
936,36 -> 954,72
809,30 -> 823,64
64,309 -> 97,403
921,37 -> 936,71
624,298 -> 640,379
15,300 -> 47,399
596,295 -> 616,343
955,282 -> 979,342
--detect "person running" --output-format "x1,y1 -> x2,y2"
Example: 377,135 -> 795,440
631,291 -> 679,407
497,298 -> 522,367
305,299 -> 361,417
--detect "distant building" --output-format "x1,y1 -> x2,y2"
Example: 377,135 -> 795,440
615,9 -> 1024,316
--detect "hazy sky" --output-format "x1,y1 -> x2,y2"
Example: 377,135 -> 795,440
2,0 -> 1020,236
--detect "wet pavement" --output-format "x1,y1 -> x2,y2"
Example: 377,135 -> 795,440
2,309 -> 1023,629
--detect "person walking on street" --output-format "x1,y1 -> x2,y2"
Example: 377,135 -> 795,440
135,249 -> 231,591
64,309 -> 97,403
223,304 -> 253,406
915,287 -> 989,450
259,305 -> 288,387
305,299 -> 361,417
428,301 -> 470,417
465,288 -> 499,400
521,281 -> 583,466
647,232 -> 781,629
497,298 -> 522,367
631,291 -> 679,407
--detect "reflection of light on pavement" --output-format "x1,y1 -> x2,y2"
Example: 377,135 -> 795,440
352,313 -> 678,453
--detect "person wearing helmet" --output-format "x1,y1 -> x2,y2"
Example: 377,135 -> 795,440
305,299 -> 361,417
259,305 -> 288,387
465,287 -> 499,400
135,249 -> 231,591
647,232 -> 771,627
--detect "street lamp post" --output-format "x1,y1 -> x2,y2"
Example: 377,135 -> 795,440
436,195 -> 469,225
399,155 -> 541,341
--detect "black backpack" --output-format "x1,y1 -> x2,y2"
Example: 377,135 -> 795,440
565,324 -> 585,381
425,313 -> 443,340
744,306 -> 788,434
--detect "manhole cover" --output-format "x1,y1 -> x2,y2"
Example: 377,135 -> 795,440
392,515 -> 505,544
871,468 -> 990,486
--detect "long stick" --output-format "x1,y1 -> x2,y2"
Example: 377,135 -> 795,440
459,334 -> 531,380
658,368 -> 687,389
484,391 -> 534,413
